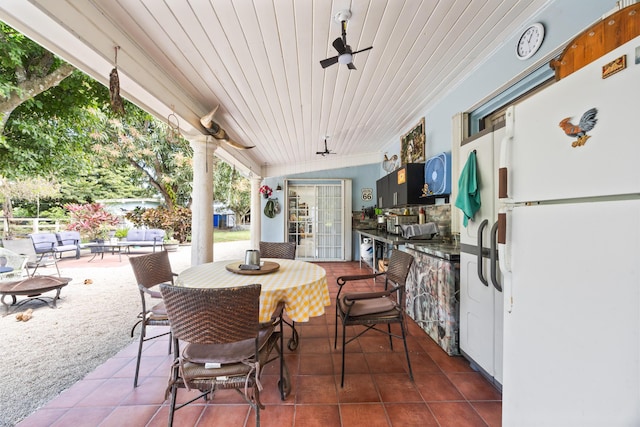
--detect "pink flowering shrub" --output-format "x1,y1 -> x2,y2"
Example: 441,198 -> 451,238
65,203 -> 120,241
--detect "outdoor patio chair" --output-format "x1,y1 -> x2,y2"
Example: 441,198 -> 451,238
334,249 -> 415,387
259,241 -> 299,350
0,247 -> 28,282
2,238 -> 60,277
29,232 -> 80,259
128,251 -> 177,387
160,283 -> 289,427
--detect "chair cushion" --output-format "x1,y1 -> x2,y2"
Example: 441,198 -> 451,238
183,328 -> 273,365
181,360 -> 253,380
56,231 -> 80,246
339,295 -> 397,317
126,229 -> 146,241
144,229 -> 165,241
54,244 -> 79,253
151,302 -> 167,316
147,302 -> 169,324
30,233 -> 57,253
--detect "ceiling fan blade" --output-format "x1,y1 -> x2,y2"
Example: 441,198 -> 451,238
320,56 -> 339,68
347,62 -> 356,70
352,46 -> 373,55
332,37 -> 346,54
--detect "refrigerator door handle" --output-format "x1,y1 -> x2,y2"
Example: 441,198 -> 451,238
477,219 -> 489,286
498,208 -> 513,312
490,220 -> 502,292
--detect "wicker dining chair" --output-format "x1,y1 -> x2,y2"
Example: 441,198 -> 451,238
160,283 -> 289,427
334,249 -> 415,387
258,241 -> 299,350
259,241 -> 296,260
128,251 -> 177,387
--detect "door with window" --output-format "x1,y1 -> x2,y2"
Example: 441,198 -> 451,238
286,179 -> 351,261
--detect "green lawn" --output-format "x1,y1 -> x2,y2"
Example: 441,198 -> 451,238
213,228 -> 250,243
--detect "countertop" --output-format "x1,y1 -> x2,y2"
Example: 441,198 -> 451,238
356,228 -> 459,261
405,242 -> 460,261
356,228 -> 436,245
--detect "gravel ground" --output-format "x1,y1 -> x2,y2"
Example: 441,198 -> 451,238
0,241 -> 250,427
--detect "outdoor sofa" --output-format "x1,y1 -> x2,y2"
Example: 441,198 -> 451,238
122,229 -> 165,252
29,232 -> 81,259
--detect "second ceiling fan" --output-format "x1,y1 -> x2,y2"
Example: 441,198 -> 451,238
320,10 -> 372,70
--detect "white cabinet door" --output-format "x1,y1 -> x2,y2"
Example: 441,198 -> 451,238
458,127 -> 504,247
460,252 -> 498,377
458,125 -> 505,385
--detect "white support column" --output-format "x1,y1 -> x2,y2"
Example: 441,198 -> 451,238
250,176 -> 262,250
189,136 -> 217,266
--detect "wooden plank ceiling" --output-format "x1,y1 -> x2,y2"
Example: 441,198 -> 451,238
1,0 -> 548,177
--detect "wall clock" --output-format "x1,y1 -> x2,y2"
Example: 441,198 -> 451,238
516,23 -> 545,60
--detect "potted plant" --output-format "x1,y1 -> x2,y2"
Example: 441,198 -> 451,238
163,229 -> 179,252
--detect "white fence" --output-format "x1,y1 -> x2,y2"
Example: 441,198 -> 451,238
2,217 -> 69,237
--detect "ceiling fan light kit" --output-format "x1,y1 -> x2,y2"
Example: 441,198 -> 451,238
338,53 -> 352,64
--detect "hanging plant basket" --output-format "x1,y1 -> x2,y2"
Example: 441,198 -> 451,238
259,185 -> 273,199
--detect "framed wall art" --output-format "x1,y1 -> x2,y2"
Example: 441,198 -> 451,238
400,117 -> 425,165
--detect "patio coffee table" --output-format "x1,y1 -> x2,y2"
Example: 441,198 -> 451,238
85,242 -> 132,262
0,276 -> 72,314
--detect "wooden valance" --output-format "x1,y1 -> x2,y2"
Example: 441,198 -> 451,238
550,3 -> 640,80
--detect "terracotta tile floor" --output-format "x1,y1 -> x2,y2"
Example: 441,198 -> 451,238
17,261 -> 501,427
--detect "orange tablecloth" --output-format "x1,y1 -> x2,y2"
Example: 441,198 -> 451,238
177,259 -> 330,323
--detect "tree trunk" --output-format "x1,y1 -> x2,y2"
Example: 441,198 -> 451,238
0,63 -> 75,134
127,157 -> 176,210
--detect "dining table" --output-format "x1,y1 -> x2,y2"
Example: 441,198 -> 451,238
177,258 -> 331,348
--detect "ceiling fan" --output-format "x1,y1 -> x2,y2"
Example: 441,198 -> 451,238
320,10 -> 373,70
199,105 -> 255,150
316,138 -> 336,156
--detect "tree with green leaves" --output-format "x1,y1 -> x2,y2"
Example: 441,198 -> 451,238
213,160 -> 251,225
0,22 -> 247,227
89,108 -> 193,210
0,21 -> 193,213
0,22 -> 76,133
0,22 -> 107,180
0,175 -> 61,220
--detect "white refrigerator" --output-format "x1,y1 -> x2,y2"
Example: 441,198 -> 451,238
499,37 -> 640,425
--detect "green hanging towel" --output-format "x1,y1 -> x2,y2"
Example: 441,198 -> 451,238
455,151 -> 481,227
264,199 -> 276,218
